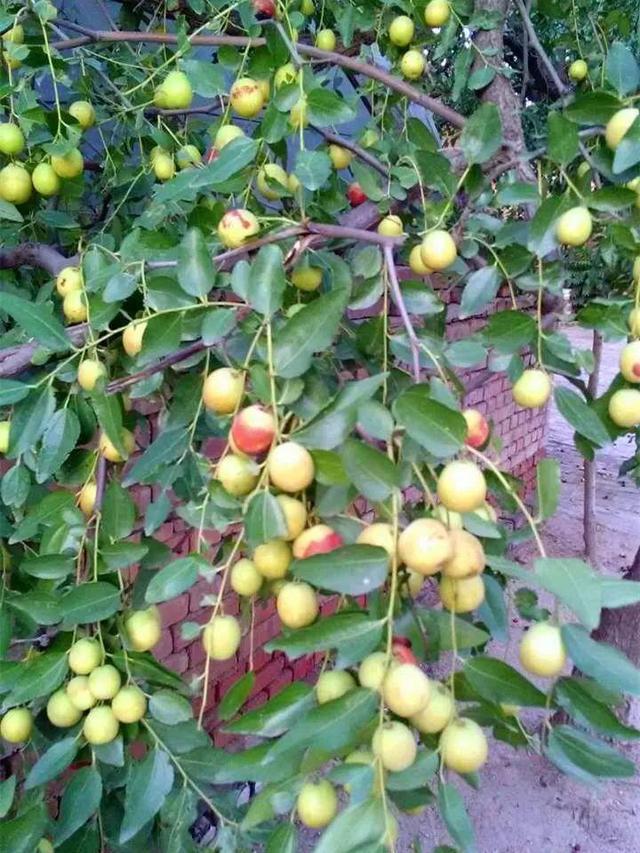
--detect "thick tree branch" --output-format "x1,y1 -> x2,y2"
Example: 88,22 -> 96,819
0,325 -> 88,378
514,0 -> 569,97
0,243 -> 74,276
105,341 -> 207,394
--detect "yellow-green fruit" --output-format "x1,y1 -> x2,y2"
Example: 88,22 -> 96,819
83,706 -> 119,744
439,574 -> 485,612
267,441 -> 315,492
439,718 -> 488,773
290,99 -> 309,129
230,77 -> 264,118
37,840 -> 54,853
410,682 -> 454,733
202,615 -> 242,660
0,122 -> 24,155
315,29 -> 336,51
555,206 -> 592,246
77,358 -> 106,391
629,307 -> 640,336
424,0 -> 451,27
257,163 -> 288,199
276,495 -> 308,541
230,558 -> 263,596
214,124 -> 245,149
66,676 -> 97,711
88,664 -> 122,700
301,0 -> 314,14
56,266 -> 83,297
69,100 -> 96,129
328,144 -> 352,170
98,428 -> 135,463
377,214 -> 404,236
568,59 -> 587,82
512,368 -> 552,408
78,482 -> 97,516
123,320 -> 147,357
389,15 -> 415,47
620,340 -> 640,383
372,721 -> 416,772
217,454 -> 259,497
382,662 -> 431,717
1,707 -> 33,743
161,70 -> 193,109
405,569 -> 425,597
47,690 -> 82,728
176,144 -> 201,170
398,518 -> 453,576
291,265 -> 323,291
32,163 -> 61,196
437,460 -> 487,513
358,651 -> 389,692
63,290 -> 88,323
51,148 -> 84,178
401,49 -> 425,80
274,62 -> 298,88
441,529 -> 485,579
519,622 -> 567,677
433,505 -> 463,529
605,107 -> 639,150
357,522 -> 396,565
69,638 -> 102,675
577,161 -> 591,178
409,244 -> 432,275
608,388 -> 640,428
202,367 -> 244,415
257,78 -> 270,101
0,421 -> 10,454
288,173 -> 301,193
125,607 -> 162,652
420,229 -> 457,271
217,208 -> 260,248
0,163 -> 31,204
153,152 -> 175,182
277,581 -> 318,628
111,685 -> 147,723
316,670 -> 356,704
297,780 -> 338,829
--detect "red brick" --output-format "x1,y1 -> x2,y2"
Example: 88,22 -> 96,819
163,651 -> 189,674
159,593 -> 189,627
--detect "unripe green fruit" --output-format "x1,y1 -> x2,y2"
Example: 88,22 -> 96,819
0,421 -> 10,454
297,780 -> 338,828
267,441 -> 315,492
202,615 -> 242,660
605,107 -> 639,150
439,574 -> 485,613
424,0 -> 450,27
274,63 -> 298,88
398,518 -> 452,576
519,622 -> 567,677
98,428 -> 135,462
125,607 -> 162,652
555,206 -> 592,246
568,59 -> 587,82
69,638 -> 102,675
257,163 -> 288,199
83,706 -> 119,744
291,264 -> 323,291
315,29 -> 336,51
400,49 -> 425,80
111,685 -> 147,723
1,707 -> 33,742
420,229 -> 457,271
69,100 -> 96,129
153,152 -> 175,182
230,558 -> 263,596
63,290 -> 88,323
0,122 -> 25,155
88,664 -> 122,700
290,98 -> 309,129
372,721 -> 416,772
77,358 -> 106,391
388,15 -> 415,47
217,454 -> 259,497
159,70 -> 193,109
439,717 -> 488,773
377,215 -> 403,237
328,144 -> 352,170
176,144 -> 201,170
315,670 -> 356,704
0,163 -> 31,204
32,163 -> 61,196
47,690 -> 83,727
56,265 -> 83,297
51,148 -> 84,178
276,495 -> 307,540
608,389 -> 640,429
66,676 -> 97,711
214,124 -> 245,149
512,368 -> 552,408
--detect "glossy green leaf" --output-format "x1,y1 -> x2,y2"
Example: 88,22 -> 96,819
460,102 -> 502,164
544,725 -> 635,784
0,775 -> 16,818
536,457 -> 560,519
1,293 -> 70,351
225,683 -> 315,737
54,767 -> 102,844
178,227 -> 215,297
145,555 -> 208,604
464,656 -> 547,706
25,738 -> 78,789
554,677 -> 640,740
119,748 -> 175,843
314,798 -> 386,853
554,387 -> 610,448
266,612 -> 384,659
3,652 -> 68,707
606,42 -> 640,96
438,781 -> 476,851
61,582 -> 121,625
101,480 -> 136,541
149,690 -> 194,725
460,265 -> 501,318
394,385 -> 466,458
219,671 -> 255,722
123,426 -> 189,486
341,439 -> 400,502
292,545 -> 388,596
293,149 -> 332,190
535,558 -> 601,630
247,244 -> 286,316
562,624 -> 640,695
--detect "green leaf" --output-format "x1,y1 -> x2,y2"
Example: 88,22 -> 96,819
139,313 -> 183,363
181,59 -> 225,97
178,228 -> 215,298
606,42 -> 640,96
266,824 -> 297,853
438,781 -> 476,852
565,91 -> 622,125
306,88 -> 355,127
7,591 -> 62,626
247,244 -> 286,315
394,385 -> 466,458
0,775 -> 16,819
273,288 -> 349,378
467,65 -> 496,90
314,798 -> 386,853
35,409 -> 80,484
0,199 -> 23,222
554,678 -> 640,740
386,748 -> 439,790
536,458 -> 560,519
460,103 -> 502,164
3,652 -> 68,707
613,117 -> 640,174
1,293 -> 70,351
485,310 -> 537,353
145,555 -> 208,604
562,624 -> 640,695
0,804 -> 47,853
413,608 -> 490,651
0,379 -> 31,405
61,582 -> 121,625
101,480 -> 136,542
587,186 -> 637,211
477,575 -> 508,642
25,738 -> 78,789
292,545 -> 388,596
527,194 -> 564,258
547,112 -> 579,166
8,386 -> 56,457
225,683 -> 315,737
600,577 -> 640,608
91,392 -> 127,459
149,690 -> 194,725
54,767 -> 102,845
119,748 -> 175,843
464,656 -> 547,706
243,491 -> 287,549
201,308 -> 237,345
19,554 -> 74,580
544,725 -> 635,784
104,270 -> 139,302
293,149 -> 332,190
219,672 -> 255,722
554,387 -> 610,447
123,427 -> 189,486
460,265 -> 502,318
535,558 -> 601,630
341,439 -> 399,502
266,612 -> 384,659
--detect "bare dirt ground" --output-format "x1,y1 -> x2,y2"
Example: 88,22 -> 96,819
399,326 -> 640,852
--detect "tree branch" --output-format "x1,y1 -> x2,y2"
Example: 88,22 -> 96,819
105,340 -> 207,394
0,324 -> 88,378
384,245 -> 421,382
311,127 -> 389,176
0,243 -> 74,276
514,0 -> 569,97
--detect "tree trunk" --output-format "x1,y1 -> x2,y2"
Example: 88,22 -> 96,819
583,330 -> 603,565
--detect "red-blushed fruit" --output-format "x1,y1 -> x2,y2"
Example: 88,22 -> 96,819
253,539 -> 292,579
202,615 -> 241,660
358,651 -> 390,691
230,558 -> 263,596
276,495 -> 307,540
608,388 -> 640,428
439,717 -> 488,773
66,676 -> 97,711
437,460 -> 487,513
217,454 -> 259,497
347,182 -> 367,206
382,662 -> 431,717
297,780 -> 338,828
293,524 -> 343,559
68,638 -> 102,675
316,670 -> 356,704
463,408 -> 490,448
47,690 -> 82,727
372,721 -> 417,772
512,368 -> 552,408
230,405 -> 276,455
253,0 -> 276,16
410,682 -> 454,733
84,706 -> 119,744
277,581 -> 318,628
397,518 -> 453,576
202,367 -> 244,414
420,229 -> 457,271
439,574 -> 485,612
392,636 -> 417,664
357,522 -> 396,565
620,340 -> 640,383
519,622 -> 567,677
78,482 -> 97,516
267,441 -> 315,492
441,529 -> 485,579
0,707 -> 33,743
230,77 -> 265,117
111,685 -> 147,723
125,607 -> 162,652
218,208 -> 260,248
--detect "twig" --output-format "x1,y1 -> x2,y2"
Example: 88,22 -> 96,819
312,127 -> 389,176
105,340 -> 207,393
94,454 -> 108,513
383,244 -> 420,382
515,0 -> 569,97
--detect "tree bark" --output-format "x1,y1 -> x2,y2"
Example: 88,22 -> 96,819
583,330 -> 603,565
593,547 -> 640,685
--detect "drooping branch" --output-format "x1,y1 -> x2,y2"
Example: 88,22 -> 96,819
0,243 -> 74,276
